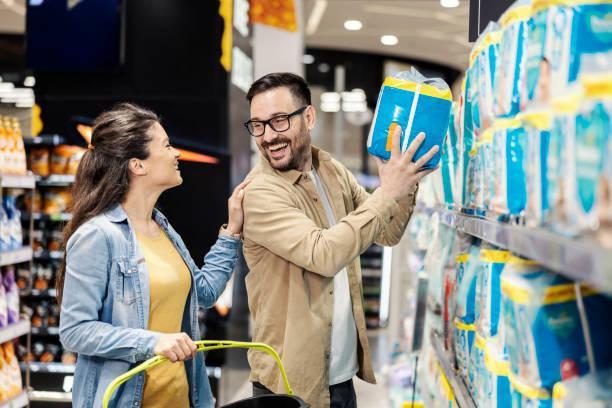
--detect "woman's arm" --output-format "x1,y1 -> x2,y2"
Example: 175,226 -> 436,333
59,222 -> 161,363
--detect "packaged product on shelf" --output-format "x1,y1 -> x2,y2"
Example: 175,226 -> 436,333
442,103 -> 460,208
552,369 -> 612,408
3,342 -> 22,398
522,110 -> 552,227
3,266 -> 19,324
483,338 -> 512,408
501,256 -> 612,391
43,188 -> 72,214
476,246 -> 510,338
460,72 -> 477,210
471,22 -> 502,131
424,220 -> 455,312
521,0 -> 557,109
436,363 -> 457,408
548,2 -> 612,100
0,203 -> 10,251
467,333 -> 487,404
454,243 -> 482,376
16,266 -> 31,293
50,145 -> 85,175
495,0 -> 530,117
0,279 -> 7,328
61,350 -> 77,364
510,375 -> 552,408
546,92 -> 579,232
29,147 -> 50,177
0,344 -> 10,402
367,67 -> 452,169
0,116 -> 7,175
25,189 -> 42,213
561,77 -> 611,239
3,192 -> 22,249
453,91 -> 466,209
490,117 -> 527,217
443,233 -> 472,352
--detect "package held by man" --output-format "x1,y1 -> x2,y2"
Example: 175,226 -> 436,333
367,67 -> 452,169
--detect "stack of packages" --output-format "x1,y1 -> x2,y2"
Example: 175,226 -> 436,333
0,267 -> 22,403
411,1 -> 612,406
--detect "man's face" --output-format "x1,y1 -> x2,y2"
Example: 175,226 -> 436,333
250,87 -> 314,172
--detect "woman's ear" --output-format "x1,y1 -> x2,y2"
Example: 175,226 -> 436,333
128,158 -> 146,176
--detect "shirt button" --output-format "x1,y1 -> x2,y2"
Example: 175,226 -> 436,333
390,215 -> 394,221
329,289 -> 333,295
313,197 -> 318,202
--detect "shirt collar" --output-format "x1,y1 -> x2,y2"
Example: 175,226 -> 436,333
105,203 -> 169,229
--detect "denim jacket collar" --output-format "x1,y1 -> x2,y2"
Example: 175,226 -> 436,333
104,204 -> 170,229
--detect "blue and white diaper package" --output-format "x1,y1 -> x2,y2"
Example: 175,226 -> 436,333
367,67 -> 452,169
477,247 -> 510,338
471,23 -> 502,130
491,118 -> 528,217
522,110 -> 552,227
495,1 -> 531,117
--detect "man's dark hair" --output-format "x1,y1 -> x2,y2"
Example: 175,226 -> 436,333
246,72 -> 312,106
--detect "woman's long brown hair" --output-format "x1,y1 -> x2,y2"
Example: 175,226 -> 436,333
56,103 -> 159,304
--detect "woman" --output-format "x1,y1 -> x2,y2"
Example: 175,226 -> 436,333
57,103 -> 247,408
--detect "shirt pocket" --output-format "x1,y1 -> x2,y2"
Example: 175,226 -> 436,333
115,258 -> 139,305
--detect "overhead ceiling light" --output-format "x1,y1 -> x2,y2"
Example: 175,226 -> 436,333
306,0 -> 328,36
381,35 -> 398,46
344,20 -> 362,31
303,54 -> 315,65
440,0 -> 460,8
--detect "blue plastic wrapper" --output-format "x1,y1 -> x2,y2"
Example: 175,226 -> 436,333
367,67 -> 452,169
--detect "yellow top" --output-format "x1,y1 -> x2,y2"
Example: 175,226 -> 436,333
138,231 -> 192,408
383,77 -> 453,101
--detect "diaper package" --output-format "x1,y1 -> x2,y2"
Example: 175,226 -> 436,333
548,1 -> 612,99
522,110 -> 552,227
483,338 -> 512,408
552,369 -> 612,408
454,243 -> 482,376
510,375 -> 553,408
495,0 -> 531,117
471,23 -> 502,130
442,103 -> 460,207
546,92 -> 580,232
367,67 -> 452,168
468,333 -> 487,403
490,118 -> 528,217
460,73 -> 477,209
476,246 -> 510,338
522,0 -> 557,109
562,77 -> 611,237
500,257 -> 611,390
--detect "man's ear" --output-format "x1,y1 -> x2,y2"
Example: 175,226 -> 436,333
128,158 -> 146,176
305,105 -> 316,132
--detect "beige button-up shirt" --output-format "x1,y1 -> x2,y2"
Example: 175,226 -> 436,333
242,147 -> 416,408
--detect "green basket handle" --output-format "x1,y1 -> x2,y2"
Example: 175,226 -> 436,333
102,340 -> 293,408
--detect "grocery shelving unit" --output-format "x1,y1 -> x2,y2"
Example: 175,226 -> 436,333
430,331 -> 476,408
0,173 -> 35,408
361,244 -> 384,328
426,207 -> 612,294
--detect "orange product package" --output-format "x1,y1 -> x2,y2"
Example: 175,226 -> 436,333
29,148 -> 50,177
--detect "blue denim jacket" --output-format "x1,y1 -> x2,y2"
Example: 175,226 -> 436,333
59,204 -> 240,408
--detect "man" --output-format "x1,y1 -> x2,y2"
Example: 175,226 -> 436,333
242,72 -> 438,408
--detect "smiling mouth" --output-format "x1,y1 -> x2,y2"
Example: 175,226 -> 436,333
268,142 -> 289,152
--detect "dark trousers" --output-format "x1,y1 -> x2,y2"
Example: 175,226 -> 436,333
253,379 -> 357,408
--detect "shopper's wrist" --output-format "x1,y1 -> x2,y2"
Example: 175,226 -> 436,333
220,223 -> 242,240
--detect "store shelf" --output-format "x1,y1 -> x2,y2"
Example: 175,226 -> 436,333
27,391 -> 72,403
23,134 -> 66,147
0,320 -> 30,344
35,174 -> 75,187
0,390 -> 29,408
0,174 -> 36,189
21,362 -> 75,374
22,288 -> 57,298
31,326 -> 59,336
33,250 -> 64,261
0,247 -> 32,266
434,208 -> 612,293
431,331 -> 476,408
23,213 -> 72,222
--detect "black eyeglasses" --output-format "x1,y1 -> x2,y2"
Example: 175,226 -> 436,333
244,106 -> 308,137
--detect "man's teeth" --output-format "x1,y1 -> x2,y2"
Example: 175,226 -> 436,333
269,142 -> 288,152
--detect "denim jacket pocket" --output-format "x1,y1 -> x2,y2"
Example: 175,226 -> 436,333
115,259 -> 139,305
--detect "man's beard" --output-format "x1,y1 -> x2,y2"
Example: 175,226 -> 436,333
263,125 -> 310,172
